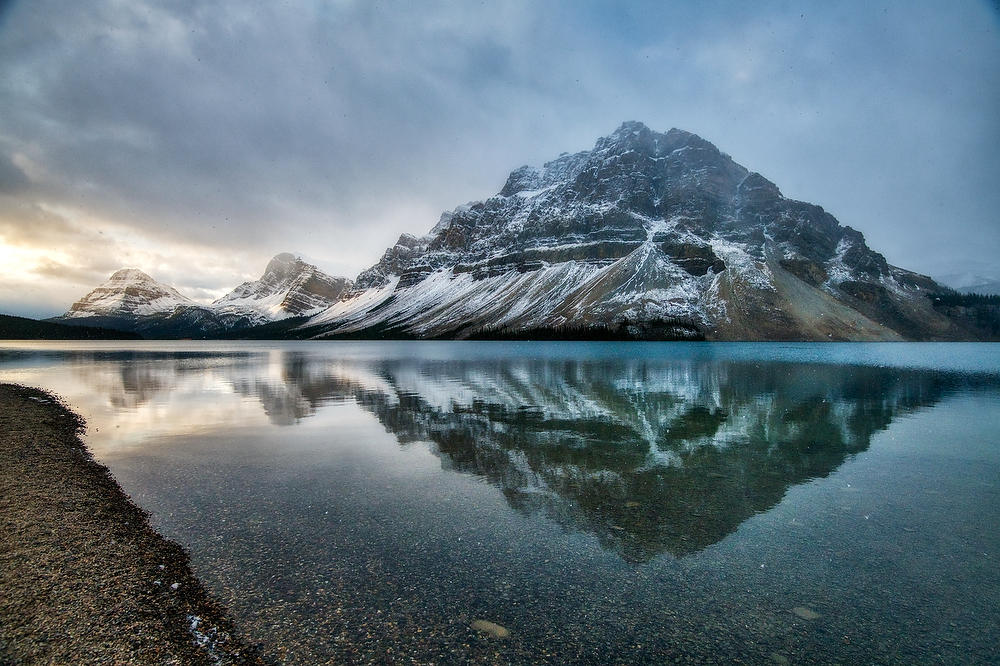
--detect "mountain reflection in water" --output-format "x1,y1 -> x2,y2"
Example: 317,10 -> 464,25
52,348 -> 968,561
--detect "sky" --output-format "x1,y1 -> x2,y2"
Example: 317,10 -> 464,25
0,0 -> 998,318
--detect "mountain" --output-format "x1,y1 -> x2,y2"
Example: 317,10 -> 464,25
213,253 -> 353,327
53,255 -> 350,338
297,121 -> 988,341
64,268 -> 193,319
54,268 -> 219,337
936,271 -> 1000,296
50,123 -> 995,341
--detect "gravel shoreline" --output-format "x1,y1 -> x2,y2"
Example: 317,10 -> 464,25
0,383 -> 264,665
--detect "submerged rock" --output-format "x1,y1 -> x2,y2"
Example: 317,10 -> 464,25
471,619 -> 510,638
791,606 -> 821,620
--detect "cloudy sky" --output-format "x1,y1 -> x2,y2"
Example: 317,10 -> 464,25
0,0 -> 998,317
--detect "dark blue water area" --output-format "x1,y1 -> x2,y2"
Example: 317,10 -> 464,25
2,341 -> 998,663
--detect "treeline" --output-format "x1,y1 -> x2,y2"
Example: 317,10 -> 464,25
0,314 -> 141,340
927,292 -> 1000,339
927,292 -> 1000,307
467,319 -> 705,341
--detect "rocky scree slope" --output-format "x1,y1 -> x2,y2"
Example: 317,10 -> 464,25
300,121 -> 969,341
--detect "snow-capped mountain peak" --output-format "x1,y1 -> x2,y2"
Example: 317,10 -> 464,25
56,254 -> 353,337
212,252 -> 353,324
64,268 -> 194,319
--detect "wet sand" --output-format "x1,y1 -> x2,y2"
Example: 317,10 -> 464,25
0,383 -> 264,665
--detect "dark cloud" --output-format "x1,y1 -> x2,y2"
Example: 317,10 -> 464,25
0,0 -> 997,318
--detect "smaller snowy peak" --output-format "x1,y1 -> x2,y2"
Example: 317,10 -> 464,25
64,268 -> 193,318
214,253 -> 352,323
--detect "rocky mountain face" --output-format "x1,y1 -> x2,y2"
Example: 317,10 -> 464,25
300,121 -> 980,341
213,253 -> 353,327
53,255 -> 350,338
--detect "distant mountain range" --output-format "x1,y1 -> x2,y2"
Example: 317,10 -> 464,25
935,271 -> 1000,296
52,253 -> 352,338
48,122 -> 998,341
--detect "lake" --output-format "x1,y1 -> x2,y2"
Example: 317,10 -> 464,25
1,341 -> 998,664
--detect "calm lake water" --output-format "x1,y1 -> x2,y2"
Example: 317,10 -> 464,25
1,341 -> 998,664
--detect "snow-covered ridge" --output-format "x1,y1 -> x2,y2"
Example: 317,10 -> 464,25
58,253 -> 352,333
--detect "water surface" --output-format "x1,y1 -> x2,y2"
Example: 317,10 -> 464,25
2,341 -> 998,663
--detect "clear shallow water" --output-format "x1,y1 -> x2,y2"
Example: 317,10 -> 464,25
1,341 -> 998,664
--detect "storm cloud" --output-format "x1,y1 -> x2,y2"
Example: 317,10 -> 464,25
1,0 -> 998,316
